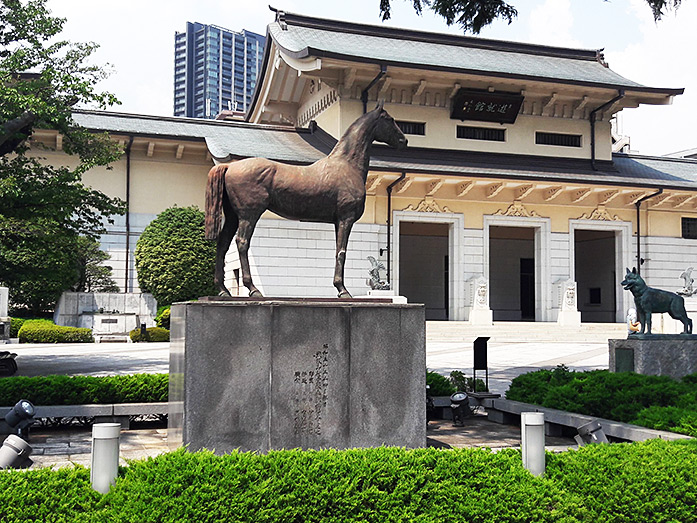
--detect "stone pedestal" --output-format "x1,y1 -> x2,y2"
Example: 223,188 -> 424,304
609,336 -> 697,379
169,298 -> 426,453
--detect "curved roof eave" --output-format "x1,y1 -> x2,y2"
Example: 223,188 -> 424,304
275,44 -> 683,98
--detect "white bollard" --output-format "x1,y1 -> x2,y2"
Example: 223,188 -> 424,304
91,423 -> 121,494
521,412 -> 545,477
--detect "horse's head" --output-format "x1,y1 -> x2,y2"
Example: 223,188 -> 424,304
372,101 -> 408,149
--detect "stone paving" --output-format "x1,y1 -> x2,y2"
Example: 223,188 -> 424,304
22,411 -> 577,470
26,426 -> 169,470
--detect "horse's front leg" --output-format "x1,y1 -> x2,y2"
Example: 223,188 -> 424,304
333,219 -> 355,298
236,216 -> 263,297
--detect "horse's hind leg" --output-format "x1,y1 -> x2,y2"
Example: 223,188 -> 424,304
236,216 -> 263,297
215,204 -> 238,296
333,219 -> 354,298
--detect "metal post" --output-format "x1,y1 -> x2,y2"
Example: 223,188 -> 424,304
521,412 -> 545,476
91,423 -> 121,494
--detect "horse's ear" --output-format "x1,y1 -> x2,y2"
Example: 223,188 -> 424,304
626,268 -> 630,275
632,267 -> 637,274
376,99 -> 384,111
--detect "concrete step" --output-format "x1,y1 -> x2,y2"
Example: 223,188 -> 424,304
426,321 -> 627,343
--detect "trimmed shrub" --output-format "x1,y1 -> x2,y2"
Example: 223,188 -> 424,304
9,317 -> 30,338
426,370 -> 455,396
507,367 -> 697,436
1,440 -> 697,521
134,206 -> 215,306
449,370 -> 488,393
0,373 -> 168,405
18,320 -> 93,343
155,306 -> 170,329
129,327 -> 170,342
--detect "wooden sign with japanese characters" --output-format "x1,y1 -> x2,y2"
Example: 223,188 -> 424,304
450,88 -> 524,124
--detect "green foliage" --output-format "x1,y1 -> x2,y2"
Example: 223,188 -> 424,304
129,327 -> 170,343
71,236 -> 119,292
155,306 -> 170,330
1,441 -> 697,521
378,0 -> 681,34
135,206 -> 215,306
17,319 -> 92,343
449,370 -> 488,393
0,373 -> 168,405
0,0 -> 124,314
9,317 -> 30,338
507,367 -> 697,436
426,370 -> 455,396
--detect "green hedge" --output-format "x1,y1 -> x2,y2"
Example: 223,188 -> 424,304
506,366 -> 697,436
18,320 -> 93,343
426,371 -> 455,396
0,440 -> 696,521
0,374 -> 168,406
129,327 -> 170,342
155,306 -> 170,330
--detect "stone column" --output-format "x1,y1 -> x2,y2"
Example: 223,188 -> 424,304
0,287 -> 10,342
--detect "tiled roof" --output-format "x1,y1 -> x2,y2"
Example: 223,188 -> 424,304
71,110 -> 697,190
268,11 -> 682,95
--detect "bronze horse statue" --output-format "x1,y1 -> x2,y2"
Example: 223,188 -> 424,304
205,102 -> 407,298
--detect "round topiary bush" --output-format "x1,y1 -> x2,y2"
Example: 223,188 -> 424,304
129,327 -> 170,343
135,206 -> 216,306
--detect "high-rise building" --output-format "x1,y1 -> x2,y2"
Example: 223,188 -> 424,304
174,22 -> 265,119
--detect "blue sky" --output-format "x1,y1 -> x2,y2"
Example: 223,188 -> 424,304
48,0 -> 696,156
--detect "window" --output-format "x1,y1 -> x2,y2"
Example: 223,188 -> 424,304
682,217 -> 697,239
536,132 -> 581,147
589,288 -> 601,305
457,126 -> 505,142
392,120 -> 425,136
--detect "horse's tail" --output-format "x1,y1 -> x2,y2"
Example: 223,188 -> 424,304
205,164 -> 228,240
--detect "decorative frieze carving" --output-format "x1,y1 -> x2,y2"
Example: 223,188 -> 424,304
486,182 -> 505,199
570,188 -> 592,203
297,89 -> 339,127
577,205 -> 620,221
515,184 -> 534,200
543,186 -> 563,201
402,196 -> 451,213
426,179 -> 444,196
456,181 -> 474,197
494,200 -> 540,218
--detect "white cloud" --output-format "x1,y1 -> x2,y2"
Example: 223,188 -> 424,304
606,0 -> 697,155
527,0 -> 582,48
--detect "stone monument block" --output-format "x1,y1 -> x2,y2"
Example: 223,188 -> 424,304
609,336 -> 697,379
169,298 -> 426,453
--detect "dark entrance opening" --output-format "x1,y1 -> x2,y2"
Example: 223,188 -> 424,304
575,229 -> 617,322
490,226 -> 535,321
520,258 -> 535,321
399,222 -> 449,320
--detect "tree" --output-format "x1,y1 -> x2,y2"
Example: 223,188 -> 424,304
135,207 -> 216,307
71,236 -> 119,293
379,0 -> 683,34
0,0 -> 125,312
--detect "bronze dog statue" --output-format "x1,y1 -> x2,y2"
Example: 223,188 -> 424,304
621,267 -> 692,334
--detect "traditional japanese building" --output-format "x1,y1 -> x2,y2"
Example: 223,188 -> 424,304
34,9 -> 697,324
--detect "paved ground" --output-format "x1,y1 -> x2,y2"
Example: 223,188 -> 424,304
8,341 -> 169,377
5,333 -> 605,468
7,339 -> 607,397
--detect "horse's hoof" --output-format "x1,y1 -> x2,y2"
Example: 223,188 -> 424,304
338,291 -> 352,299
218,290 -> 232,298
249,290 -> 264,298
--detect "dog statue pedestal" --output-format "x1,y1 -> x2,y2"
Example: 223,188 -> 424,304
609,335 -> 697,379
